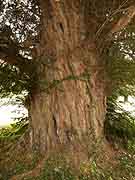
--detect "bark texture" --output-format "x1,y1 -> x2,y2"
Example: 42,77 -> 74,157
29,0 -> 107,155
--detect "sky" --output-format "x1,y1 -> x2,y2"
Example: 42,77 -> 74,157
0,106 -> 15,127
0,96 -> 135,127
0,100 -> 28,127
118,96 -> 135,115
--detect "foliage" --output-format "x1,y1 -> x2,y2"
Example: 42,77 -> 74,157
38,160 -> 75,180
105,87 -> 135,148
0,92 -> 28,140
104,26 -> 135,145
0,0 -> 40,97
14,146 -> 135,180
0,151 -> 40,180
0,62 -> 34,96
0,117 -> 28,142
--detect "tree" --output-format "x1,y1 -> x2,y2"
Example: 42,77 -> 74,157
0,0 -> 135,162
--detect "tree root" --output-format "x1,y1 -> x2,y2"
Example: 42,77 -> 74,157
10,158 -> 45,180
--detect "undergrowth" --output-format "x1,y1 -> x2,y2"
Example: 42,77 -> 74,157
20,141 -> 135,180
1,93 -> 135,179
6,139 -> 133,180
0,136 -> 135,179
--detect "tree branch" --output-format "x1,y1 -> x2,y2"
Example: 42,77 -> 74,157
0,27 -> 35,76
109,5 -> 135,36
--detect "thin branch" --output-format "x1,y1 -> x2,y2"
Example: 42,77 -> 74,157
95,0 -> 129,39
110,5 -> 135,35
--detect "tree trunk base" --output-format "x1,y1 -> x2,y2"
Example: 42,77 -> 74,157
9,134 -> 118,180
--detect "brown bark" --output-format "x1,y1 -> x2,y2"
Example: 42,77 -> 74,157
30,47 -> 106,152
28,1 -> 107,157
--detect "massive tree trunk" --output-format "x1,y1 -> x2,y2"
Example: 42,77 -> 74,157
29,0 -> 107,158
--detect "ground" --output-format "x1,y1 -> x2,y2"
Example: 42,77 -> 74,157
1,133 -> 135,180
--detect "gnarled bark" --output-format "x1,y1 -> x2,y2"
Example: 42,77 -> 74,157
30,47 -> 106,153
29,1 -> 107,157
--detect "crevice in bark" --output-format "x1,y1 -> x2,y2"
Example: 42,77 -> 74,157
52,114 -> 59,138
59,23 -> 64,33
